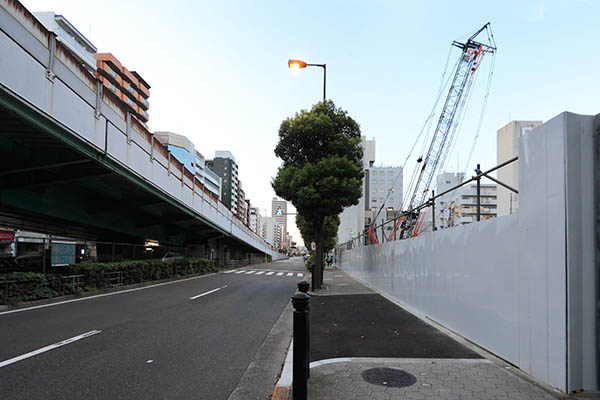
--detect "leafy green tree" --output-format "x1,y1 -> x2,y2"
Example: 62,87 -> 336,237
296,214 -> 339,257
273,101 -> 363,289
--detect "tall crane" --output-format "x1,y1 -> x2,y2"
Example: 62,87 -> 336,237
400,23 -> 496,238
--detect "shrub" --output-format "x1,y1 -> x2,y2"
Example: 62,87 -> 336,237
0,257 -> 216,305
305,254 -> 314,272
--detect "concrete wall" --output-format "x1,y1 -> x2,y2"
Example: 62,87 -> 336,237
339,112 -> 597,393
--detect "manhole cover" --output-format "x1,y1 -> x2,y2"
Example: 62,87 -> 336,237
361,367 -> 417,388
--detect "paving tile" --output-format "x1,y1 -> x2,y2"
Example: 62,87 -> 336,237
308,359 -> 562,400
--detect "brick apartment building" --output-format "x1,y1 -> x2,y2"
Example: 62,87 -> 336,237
94,53 -> 150,126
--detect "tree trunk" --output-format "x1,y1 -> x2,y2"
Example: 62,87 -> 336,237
312,218 -> 325,291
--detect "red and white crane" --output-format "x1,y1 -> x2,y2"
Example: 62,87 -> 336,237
395,23 -> 497,239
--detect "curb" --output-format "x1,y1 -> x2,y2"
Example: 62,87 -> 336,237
271,339 -> 293,400
269,267 -> 310,400
228,300 -> 293,400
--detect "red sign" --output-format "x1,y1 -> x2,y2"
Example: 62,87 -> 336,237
0,230 -> 15,241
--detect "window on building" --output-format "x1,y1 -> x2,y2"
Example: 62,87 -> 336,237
108,82 -> 116,92
128,83 -> 134,93
127,98 -> 133,106
109,68 -> 116,78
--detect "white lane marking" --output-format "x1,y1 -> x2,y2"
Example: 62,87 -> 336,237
245,271 -> 255,274
276,272 -> 284,276
189,285 -> 228,300
223,270 -> 235,274
255,271 -> 265,275
297,273 -> 304,278
146,360 -> 154,364
0,330 -> 101,368
286,273 -> 293,277
266,272 -> 274,276
0,274 -> 215,316
234,270 -> 245,274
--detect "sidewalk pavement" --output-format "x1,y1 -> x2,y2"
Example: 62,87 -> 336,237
305,267 -> 568,400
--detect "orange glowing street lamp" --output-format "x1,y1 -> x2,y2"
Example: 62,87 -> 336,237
287,59 -> 326,101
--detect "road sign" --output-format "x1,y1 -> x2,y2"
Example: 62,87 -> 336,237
275,207 -> 283,216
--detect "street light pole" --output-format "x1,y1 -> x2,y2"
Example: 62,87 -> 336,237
288,59 -> 327,101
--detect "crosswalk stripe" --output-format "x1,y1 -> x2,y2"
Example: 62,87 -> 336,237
276,272 -> 284,276
286,272 -> 293,277
245,271 -> 255,274
223,270 -> 235,274
255,271 -> 265,275
266,272 -> 274,276
235,270 -> 245,274
297,273 -> 303,277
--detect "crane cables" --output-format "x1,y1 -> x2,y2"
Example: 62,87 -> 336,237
371,45 -> 457,228
399,47 -> 458,213
463,43 -> 496,173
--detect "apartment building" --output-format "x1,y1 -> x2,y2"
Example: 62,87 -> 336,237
206,151 -> 239,214
365,166 -> 403,228
94,53 -> 150,126
249,207 -> 262,234
154,131 -> 221,200
435,172 -> 497,229
33,12 -> 97,72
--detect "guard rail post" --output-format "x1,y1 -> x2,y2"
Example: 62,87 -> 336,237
292,291 -> 310,400
297,281 -> 310,378
476,164 -> 482,221
432,190 -> 436,231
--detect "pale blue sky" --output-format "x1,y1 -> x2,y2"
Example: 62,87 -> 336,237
21,0 -> 599,245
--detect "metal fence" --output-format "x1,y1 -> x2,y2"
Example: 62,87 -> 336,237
341,157 -> 518,250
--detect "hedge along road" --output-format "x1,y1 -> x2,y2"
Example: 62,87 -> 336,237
0,258 -> 306,400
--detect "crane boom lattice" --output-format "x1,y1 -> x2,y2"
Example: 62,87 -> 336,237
402,23 -> 496,238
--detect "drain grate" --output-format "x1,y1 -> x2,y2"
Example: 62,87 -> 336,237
361,367 -> 417,388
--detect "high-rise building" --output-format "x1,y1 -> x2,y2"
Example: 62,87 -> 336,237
154,131 -> 194,172
496,120 -> 543,216
434,172 -> 497,229
237,183 -> 249,226
206,151 -> 239,214
154,132 -> 221,200
271,197 -> 287,237
262,216 -> 282,249
365,166 -> 403,228
94,53 -> 150,126
337,136 -> 376,244
249,207 -> 262,234
33,12 -> 97,72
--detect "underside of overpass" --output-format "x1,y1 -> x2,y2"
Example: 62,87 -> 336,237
0,88 -> 257,254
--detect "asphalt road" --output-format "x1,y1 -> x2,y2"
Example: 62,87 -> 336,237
0,257 -> 306,400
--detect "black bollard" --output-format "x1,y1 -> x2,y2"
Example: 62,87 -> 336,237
292,292 -> 309,400
297,281 -> 310,378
